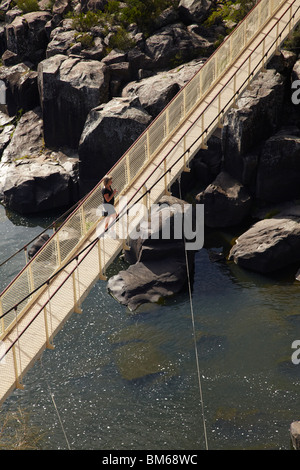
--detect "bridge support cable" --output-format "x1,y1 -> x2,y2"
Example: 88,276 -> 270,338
39,355 -> 72,450
178,174 -> 209,450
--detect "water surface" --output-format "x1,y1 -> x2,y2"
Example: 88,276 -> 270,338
0,204 -> 300,450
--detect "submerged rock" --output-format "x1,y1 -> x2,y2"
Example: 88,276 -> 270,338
113,340 -> 176,381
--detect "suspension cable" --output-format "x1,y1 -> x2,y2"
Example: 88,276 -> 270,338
178,174 -> 209,450
39,355 -> 71,450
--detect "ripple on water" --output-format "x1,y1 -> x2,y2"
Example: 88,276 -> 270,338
1,209 -> 300,450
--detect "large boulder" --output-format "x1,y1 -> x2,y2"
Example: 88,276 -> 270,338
284,58 -> 300,129
196,171 -> 252,227
5,11 -> 52,65
46,27 -> 77,58
1,107 -> 43,163
0,108 -> 79,213
222,69 -> 286,182
122,73 -> 180,118
38,54 -> 110,149
178,0 -> 213,24
107,195 -> 196,311
0,151 -> 79,214
78,96 -> 152,192
122,57 -> 205,117
52,0 -> 72,15
144,22 -> 214,71
256,129 -> 300,203
0,155 -> 79,214
229,207 -> 300,273
0,62 -> 39,116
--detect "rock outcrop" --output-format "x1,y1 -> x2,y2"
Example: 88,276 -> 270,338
222,69 -> 286,183
0,108 -> 79,213
107,195 -> 196,311
5,11 -> 52,65
0,62 -> 39,117
256,129 -> 300,203
78,96 -> 152,191
196,171 -> 252,228
37,54 -> 110,149
0,152 -> 79,214
229,207 -> 300,273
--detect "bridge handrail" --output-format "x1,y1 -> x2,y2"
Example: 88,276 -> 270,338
0,0 -> 296,337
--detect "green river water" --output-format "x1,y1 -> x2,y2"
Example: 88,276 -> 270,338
0,204 -> 300,450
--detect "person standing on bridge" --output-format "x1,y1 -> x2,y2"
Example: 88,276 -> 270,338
101,175 -> 118,235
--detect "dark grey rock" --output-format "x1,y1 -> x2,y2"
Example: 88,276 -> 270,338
144,22 -> 213,71
38,54 -> 110,149
0,62 -> 39,116
222,69 -> 286,182
107,195 -> 196,311
178,0 -> 213,24
79,96 -> 152,192
256,131 -> 300,203
5,11 -> 52,65
46,28 -> 77,57
229,211 -> 300,273
196,171 -> 252,227
28,233 -> 50,259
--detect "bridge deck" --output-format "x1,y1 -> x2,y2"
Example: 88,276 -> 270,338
0,0 -> 299,406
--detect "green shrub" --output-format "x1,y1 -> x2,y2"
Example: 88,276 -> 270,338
70,11 -> 100,32
68,1 -> 179,37
118,0 -> 179,35
75,32 -> 95,49
283,24 -> 300,53
205,0 -> 255,30
16,0 -> 39,12
108,26 -> 136,52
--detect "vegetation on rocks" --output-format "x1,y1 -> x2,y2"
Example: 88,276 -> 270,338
15,0 -> 39,13
283,23 -> 300,54
205,0 -> 255,29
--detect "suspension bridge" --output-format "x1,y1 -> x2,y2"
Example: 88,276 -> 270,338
0,0 -> 299,408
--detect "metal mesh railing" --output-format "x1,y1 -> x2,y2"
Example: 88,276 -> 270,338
0,0 -> 297,338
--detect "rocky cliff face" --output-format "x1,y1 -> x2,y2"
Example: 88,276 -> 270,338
0,0 -> 221,212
